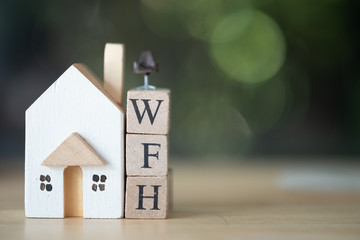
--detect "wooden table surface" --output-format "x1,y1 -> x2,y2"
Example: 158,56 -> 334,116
1,158 -> 360,240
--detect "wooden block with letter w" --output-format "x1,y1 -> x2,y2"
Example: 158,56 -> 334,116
126,89 -> 170,135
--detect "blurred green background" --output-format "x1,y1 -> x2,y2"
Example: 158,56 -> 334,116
0,0 -> 359,160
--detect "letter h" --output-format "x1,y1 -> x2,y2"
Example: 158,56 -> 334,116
136,185 -> 161,210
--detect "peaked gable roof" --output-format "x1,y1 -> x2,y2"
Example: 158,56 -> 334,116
42,132 -> 106,166
72,64 -> 123,112
26,63 -> 124,114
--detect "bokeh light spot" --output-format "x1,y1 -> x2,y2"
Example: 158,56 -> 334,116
140,0 -> 206,12
182,0 -> 253,42
239,76 -> 288,134
210,8 -> 252,43
181,0 -> 225,42
139,2 -> 190,39
211,9 -> 286,84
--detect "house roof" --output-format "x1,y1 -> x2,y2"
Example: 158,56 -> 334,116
72,64 -> 124,112
42,132 -> 106,166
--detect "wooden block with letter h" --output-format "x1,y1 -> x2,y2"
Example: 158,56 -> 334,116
125,176 -> 168,219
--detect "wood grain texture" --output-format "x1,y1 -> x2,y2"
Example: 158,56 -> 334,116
42,133 -> 105,166
125,176 -> 168,219
104,43 -> 125,105
2,160 -> 360,239
126,89 -> 170,135
168,168 -> 173,211
64,166 -> 83,217
25,64 -> 124,218
126,134 -> 168,176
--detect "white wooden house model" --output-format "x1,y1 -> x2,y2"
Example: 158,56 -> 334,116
25,44 -> 125,218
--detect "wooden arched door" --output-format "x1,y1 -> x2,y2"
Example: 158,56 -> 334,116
64,166 -> 83,217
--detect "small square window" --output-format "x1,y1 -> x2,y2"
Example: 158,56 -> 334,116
92,174 -> 107,192
40,174 -> 52,192
92,174 -> 99,182
100,175 -> 107,183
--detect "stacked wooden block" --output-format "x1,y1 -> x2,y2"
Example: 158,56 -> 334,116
125,89 -> 170,218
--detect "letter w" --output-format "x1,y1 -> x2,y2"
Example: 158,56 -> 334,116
130,99 -> 164,125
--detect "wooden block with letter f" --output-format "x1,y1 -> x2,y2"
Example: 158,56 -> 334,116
126,134 -> 168,176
